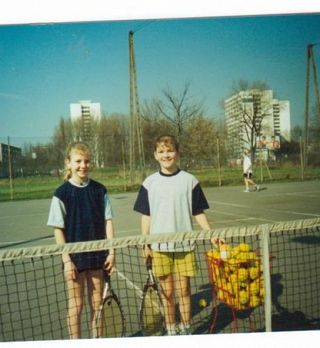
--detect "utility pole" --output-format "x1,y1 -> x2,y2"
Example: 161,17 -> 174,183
216,137 -> 222,186
304,43 -> 320,167
128,30 -> 145,184
7,136 -> 13,200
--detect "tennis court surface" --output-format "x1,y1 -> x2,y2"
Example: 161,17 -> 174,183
0,180 -> 320,341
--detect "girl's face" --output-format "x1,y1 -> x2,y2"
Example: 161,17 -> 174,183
154,143 -> 179,174
67,149 -> 90,184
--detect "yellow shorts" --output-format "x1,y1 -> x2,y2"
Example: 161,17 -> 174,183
152,251 -> 198,277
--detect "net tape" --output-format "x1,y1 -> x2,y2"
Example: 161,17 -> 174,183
1,217 -> 320,261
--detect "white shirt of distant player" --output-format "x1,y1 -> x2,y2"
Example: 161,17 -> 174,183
243,154 -> 252,174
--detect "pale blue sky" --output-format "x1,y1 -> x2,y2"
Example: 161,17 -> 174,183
1,13 -> 320,146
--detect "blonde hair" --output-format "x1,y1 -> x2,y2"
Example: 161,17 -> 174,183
153,135 -> 179,152
63,142 -> 91,181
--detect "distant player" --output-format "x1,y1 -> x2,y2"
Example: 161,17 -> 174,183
243,149 -> 259,192
134,135 -> 217,336
47,142 -> 115,339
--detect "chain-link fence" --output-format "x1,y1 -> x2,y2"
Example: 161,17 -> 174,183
0,136 -> 319,202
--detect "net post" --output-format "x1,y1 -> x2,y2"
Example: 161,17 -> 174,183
260,223 -> 272,332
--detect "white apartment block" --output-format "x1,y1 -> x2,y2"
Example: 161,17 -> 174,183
224,89 -> 291,159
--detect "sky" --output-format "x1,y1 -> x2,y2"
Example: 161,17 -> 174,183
0,7 -> 320,148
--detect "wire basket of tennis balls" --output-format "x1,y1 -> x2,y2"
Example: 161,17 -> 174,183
206,243 -> 265,311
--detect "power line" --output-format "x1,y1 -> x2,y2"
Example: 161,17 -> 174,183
131,20 -> 157,34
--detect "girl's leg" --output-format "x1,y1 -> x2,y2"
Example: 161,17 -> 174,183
247,178 -> 259,190
65,271 -> 85,339
244,177 -> 249,191
159,273 -> 176,334
248,178 -> 255,186
87,269 -> 104,337
175,274 -> 191,327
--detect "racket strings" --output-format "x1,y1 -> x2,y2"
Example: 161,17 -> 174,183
141,286 -> 165,335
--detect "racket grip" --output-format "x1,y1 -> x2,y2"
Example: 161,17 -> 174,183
146,255 -> 152,270
103,269 -> 111,282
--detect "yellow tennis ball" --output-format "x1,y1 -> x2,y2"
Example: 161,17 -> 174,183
207,250 -> 220,259
239,290 -> 249,305
248,251 -> 257,261
236,252 -> 249,262
220,244 -> 231,251
237,268 -> 248,282
228,258 -> 238,271
198,298 -> 208,308
249,281 -> 259,295
238,243 -> 251,252
249,267 -> 259,280
230,272 -> 237,284
217,290 -> 225,301
249,295 -> 260,308
230,246 -> 240,258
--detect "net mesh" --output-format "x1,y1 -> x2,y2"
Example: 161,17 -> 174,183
1,218 -> 320,341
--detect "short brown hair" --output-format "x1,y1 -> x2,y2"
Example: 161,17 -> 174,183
153,135 -> 179,152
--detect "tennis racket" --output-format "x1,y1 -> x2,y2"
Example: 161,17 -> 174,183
139,256 -> 165,336
93,271 -> 126,338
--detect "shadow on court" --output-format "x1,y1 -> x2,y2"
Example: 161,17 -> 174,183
291,235 -> 320,245
271,273 -> 320,331
257,186 -> 268,192
190,283 -> 255,334
0,234 -> 52,249
192,270 -> 320,334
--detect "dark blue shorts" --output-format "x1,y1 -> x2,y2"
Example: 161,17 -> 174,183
71,250 -> 108,272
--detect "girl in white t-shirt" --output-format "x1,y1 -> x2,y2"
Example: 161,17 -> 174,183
243,149 -> 259,192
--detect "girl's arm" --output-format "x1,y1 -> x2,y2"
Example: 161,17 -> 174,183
105,219 -> 115,272
54,228 -> 71,264
194,213 -> 225,247
54,228 -> 77,279
106,219 -> 115,254
141,214 -> 151,260
194,212 -> 211,230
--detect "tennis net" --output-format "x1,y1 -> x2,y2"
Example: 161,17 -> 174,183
1,218 -> 320,341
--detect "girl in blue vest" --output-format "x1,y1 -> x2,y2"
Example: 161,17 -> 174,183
48,142 -> 115,338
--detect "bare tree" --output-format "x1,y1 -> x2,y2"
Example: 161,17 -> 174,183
226,80 -> 277,159
52,117 -> 73,167
156,82 -> 204,142
183,115 -> 219,169
140,99 -> 175,163
97,113 -> 127,168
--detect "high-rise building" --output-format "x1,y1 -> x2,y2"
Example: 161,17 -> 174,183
70,100 -> 101,142
0,143 -> 22,178
224,89 -> 291,160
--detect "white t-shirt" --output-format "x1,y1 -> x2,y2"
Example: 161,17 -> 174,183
243,155 -> 252,174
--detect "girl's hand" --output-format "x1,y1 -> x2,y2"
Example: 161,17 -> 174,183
142,245 -> 152,262
211,237 -> 226,248
64,260 -> 78,281
104,254 -> 115,274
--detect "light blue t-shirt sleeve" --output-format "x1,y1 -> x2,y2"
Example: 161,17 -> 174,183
48,193 -> 112,227
47,196 -> 66,228
104,194 -> 113,220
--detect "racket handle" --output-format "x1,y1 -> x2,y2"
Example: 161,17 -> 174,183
146,256 -> 152,270
103,269 -> 111,282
